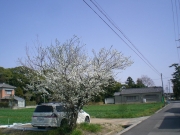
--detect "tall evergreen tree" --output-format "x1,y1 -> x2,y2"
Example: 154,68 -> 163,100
126,76 -> 135,88
170,63 -> 180,99
136,78 -> 146,88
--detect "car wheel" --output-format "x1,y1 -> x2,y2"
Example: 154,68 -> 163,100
85,116 -> 90,123
37,126 -> 45,129
61,119 -> 68,126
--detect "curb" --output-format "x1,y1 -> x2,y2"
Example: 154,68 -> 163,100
155,102 -> 169,114
114,119 -> 147,135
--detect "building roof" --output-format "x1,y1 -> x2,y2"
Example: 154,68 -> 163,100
14,96 -> 25,101
1,96 -> 24,101
114,87 -> 163,96
0,83 -> 16,89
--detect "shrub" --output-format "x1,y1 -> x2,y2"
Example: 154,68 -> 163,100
26,101 -> 36,106
79,123 -> 101,132
0,102 -> 8,108
71,129 -> 82,135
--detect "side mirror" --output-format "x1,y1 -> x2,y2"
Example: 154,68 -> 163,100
79,110 -> 84,113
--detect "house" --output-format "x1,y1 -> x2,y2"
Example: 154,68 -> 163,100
0,83 -> 25,107
114,87 -> 163,104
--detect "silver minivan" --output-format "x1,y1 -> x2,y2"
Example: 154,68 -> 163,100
31,103 -> 90,129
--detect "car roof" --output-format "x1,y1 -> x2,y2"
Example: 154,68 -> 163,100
40,102 -> 65,106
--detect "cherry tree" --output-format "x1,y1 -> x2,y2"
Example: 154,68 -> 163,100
140,75 -> 155,87
19,36 -> 133,129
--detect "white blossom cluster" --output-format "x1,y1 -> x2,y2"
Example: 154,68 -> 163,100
20,37 -> 133,110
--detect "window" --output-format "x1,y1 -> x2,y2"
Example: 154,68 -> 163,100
126,96 -> 136,101
5,90 -> 12,95
144,95 -> 157,100
34,105 -> 53,112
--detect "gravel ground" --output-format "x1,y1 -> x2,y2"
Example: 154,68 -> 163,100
90,116 -> 149,125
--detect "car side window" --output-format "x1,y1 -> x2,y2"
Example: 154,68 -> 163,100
56,106 -> 65,112
79,109 -> 84,113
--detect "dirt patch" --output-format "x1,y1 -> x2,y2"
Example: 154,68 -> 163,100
86,117 -> 149,135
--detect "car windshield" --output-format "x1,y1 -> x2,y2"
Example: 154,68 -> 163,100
34,105 -> 53,112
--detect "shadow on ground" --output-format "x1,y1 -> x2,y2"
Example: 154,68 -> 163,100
159,116 -> 180,129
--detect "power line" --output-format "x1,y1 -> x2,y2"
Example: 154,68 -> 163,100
83,0 -> 161,76
90,0 -> 160,75
175,0 -> 180,38
83,0 -> 160,75
175,0 -> 180,48
171,0 -> 180,64
152,77 -> 172,81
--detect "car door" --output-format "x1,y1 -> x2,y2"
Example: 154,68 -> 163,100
77,110 -> 86,123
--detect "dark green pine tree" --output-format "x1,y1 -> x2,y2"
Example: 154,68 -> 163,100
170,63 -> 180,99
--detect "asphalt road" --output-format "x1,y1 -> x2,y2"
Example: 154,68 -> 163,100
120,101 -> 180,135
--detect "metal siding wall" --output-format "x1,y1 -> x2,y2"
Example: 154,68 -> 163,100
114,92 -> 163,104
115,96 -> 122,104
143,92 -> 162,102
123,94 -> 140,103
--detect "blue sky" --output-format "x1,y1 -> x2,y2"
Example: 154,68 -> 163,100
0,0 -> 179,92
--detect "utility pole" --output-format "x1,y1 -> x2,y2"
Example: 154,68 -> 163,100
161,73 -> 164,90
168,80 -> 171,100
161,73 -> 165,104
176,39 -> 180,42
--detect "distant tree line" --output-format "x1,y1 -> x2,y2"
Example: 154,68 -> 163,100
125,75 -> 154,88
0,66 -> 45,104
0,66 -> 154,103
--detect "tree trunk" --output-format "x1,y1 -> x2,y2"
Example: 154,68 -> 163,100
69,111 -> 78,130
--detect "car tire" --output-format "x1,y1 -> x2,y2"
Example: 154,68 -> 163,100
37,126 -> 45,129
85,116 -> 90,123
61,119 -> 68,126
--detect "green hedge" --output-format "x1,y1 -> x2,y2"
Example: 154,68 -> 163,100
0,102 -> 9,108
26,101 -> 36,106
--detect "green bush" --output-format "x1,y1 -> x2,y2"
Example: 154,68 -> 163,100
26,101 -> 36,106
0,102 -> 8,108
79,123 -> 101,132
71,129 -> 82,135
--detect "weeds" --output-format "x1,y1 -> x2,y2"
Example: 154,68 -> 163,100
79,123 -> 101,132
71,129 -> 82,135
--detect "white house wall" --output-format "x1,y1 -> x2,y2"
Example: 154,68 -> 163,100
105,98 -> 114,104
18,101 -> 25,107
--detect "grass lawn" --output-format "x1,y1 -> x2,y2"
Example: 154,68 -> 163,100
0,102 -> 164,125
83,102 -> 164,118
0,108 -> 34,125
